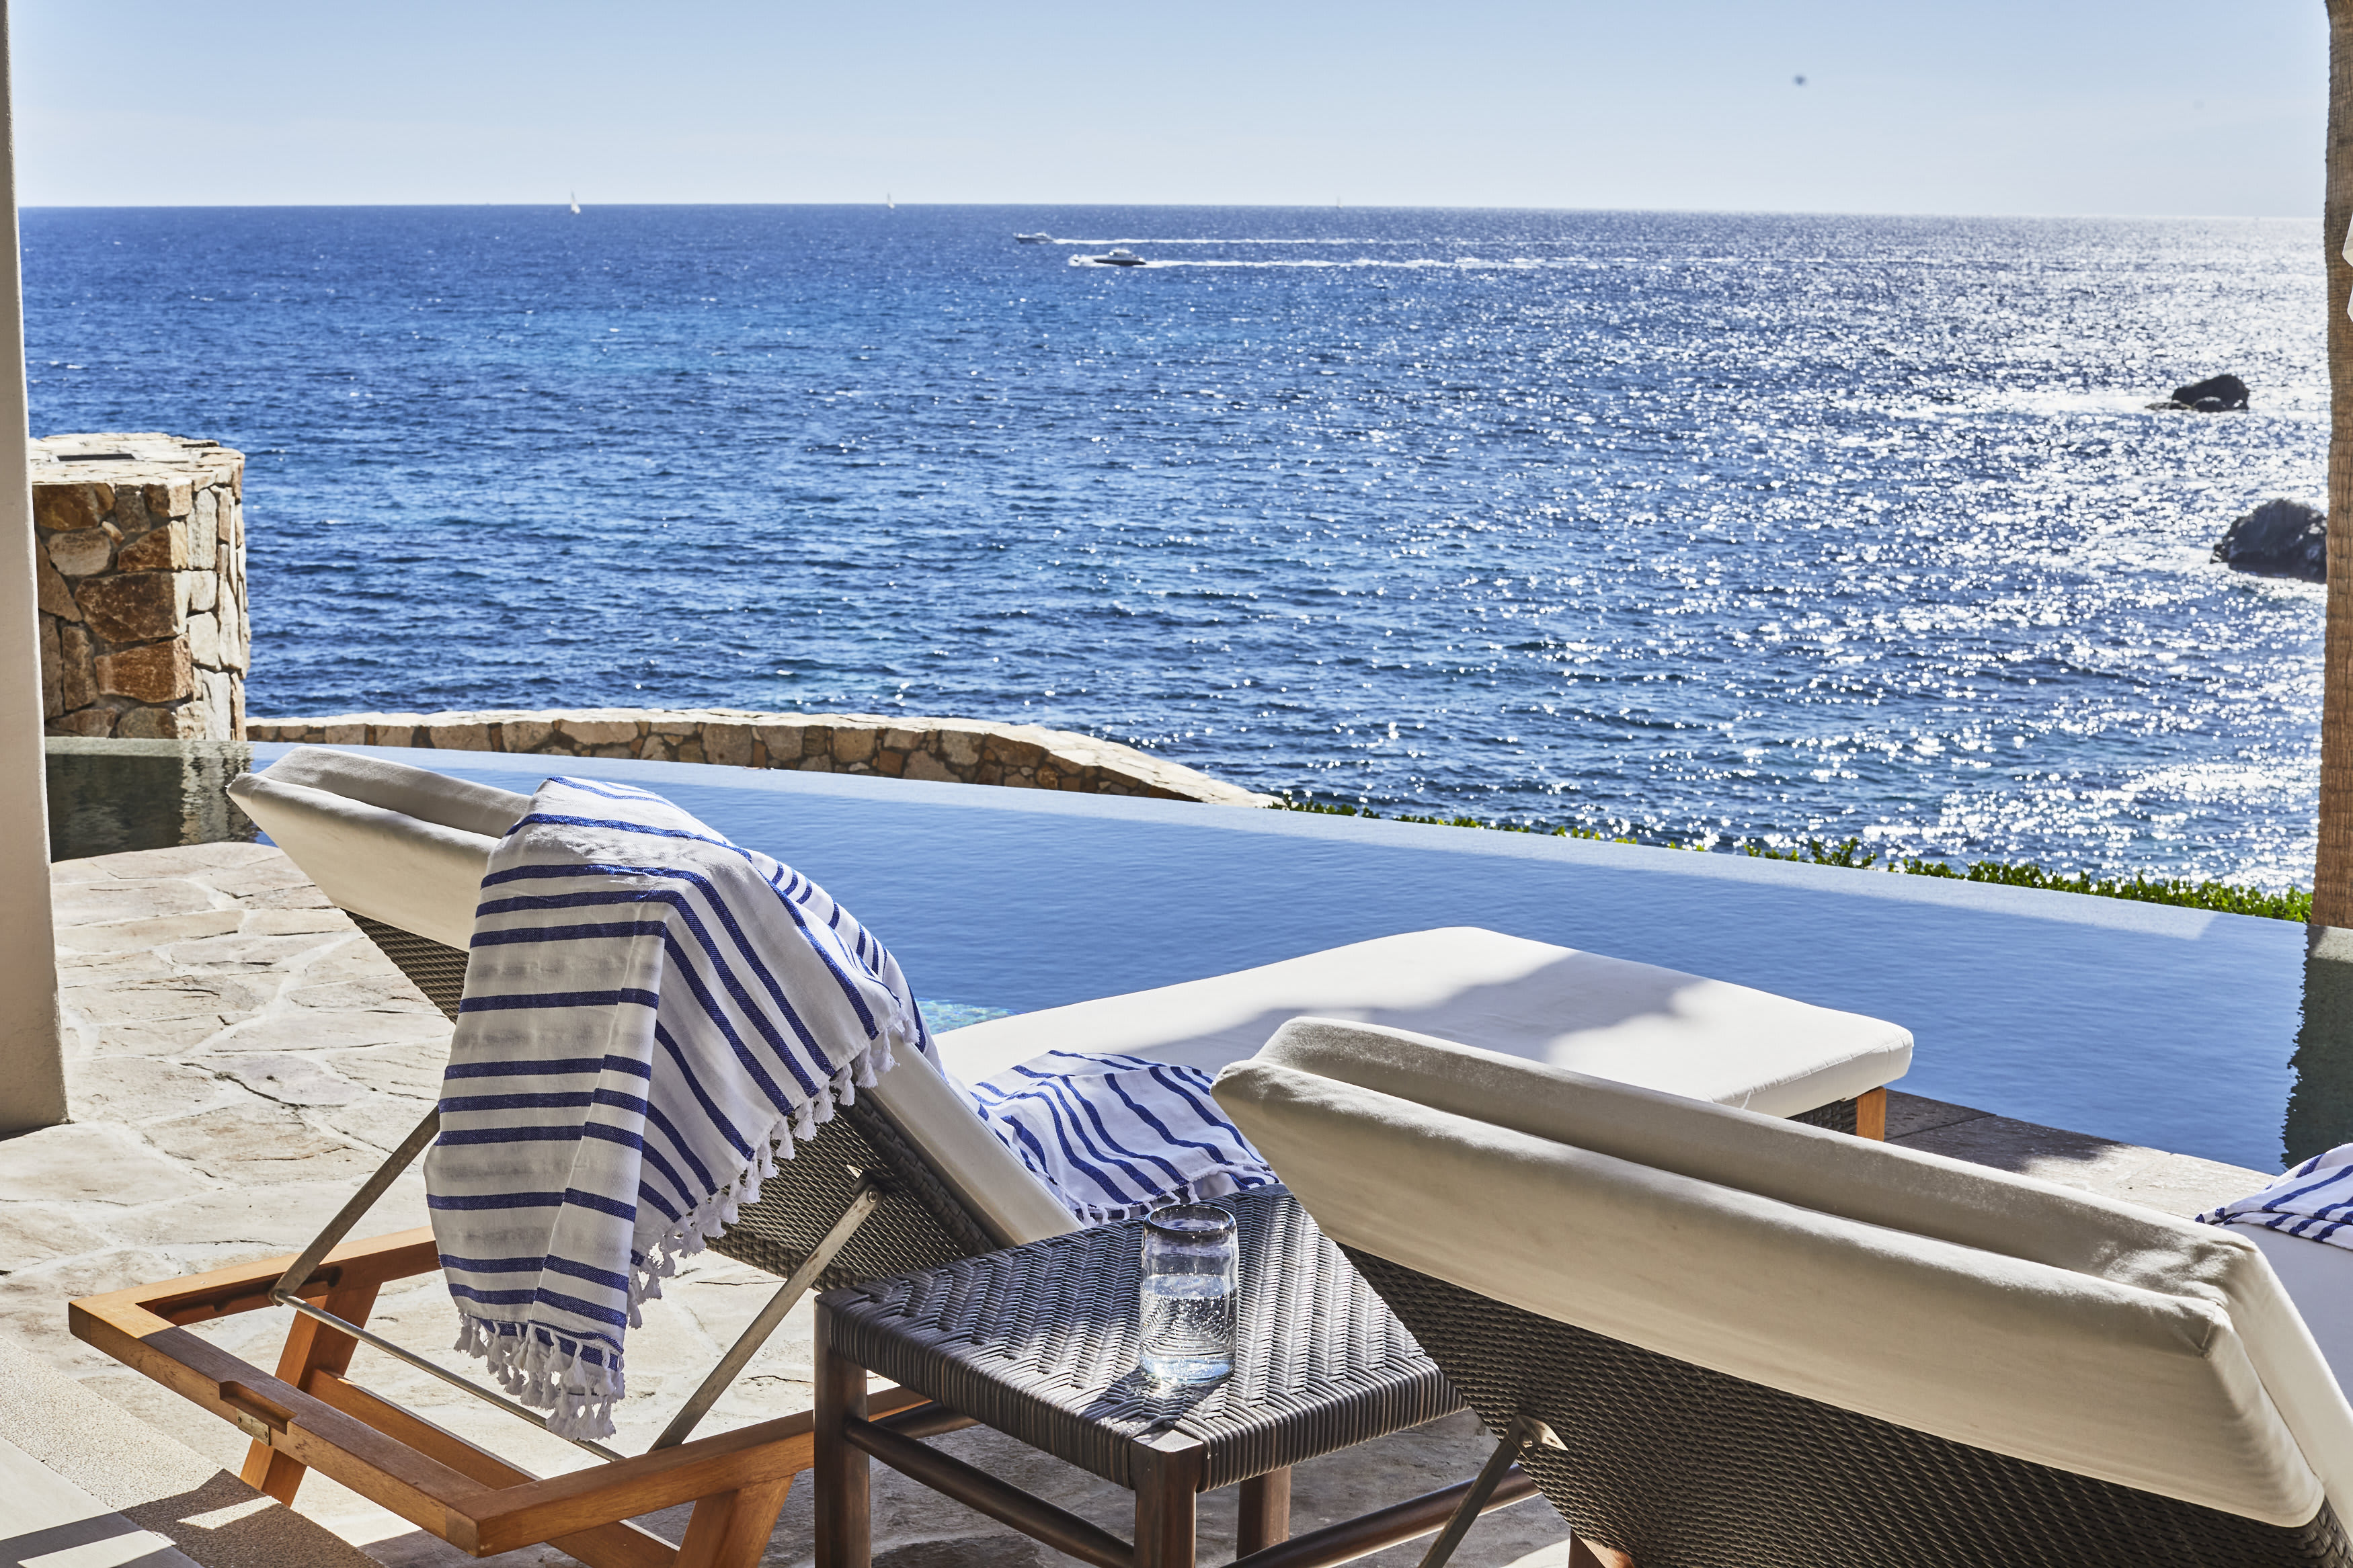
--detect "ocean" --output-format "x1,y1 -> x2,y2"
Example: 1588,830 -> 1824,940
21,206 -> 2328,887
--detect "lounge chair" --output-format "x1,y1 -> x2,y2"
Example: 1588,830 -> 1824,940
1213,1018 -> 2353,1568
71,747 -> 1915,1567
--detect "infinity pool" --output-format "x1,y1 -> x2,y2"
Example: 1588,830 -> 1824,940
46,738 -> 2334,1170
173,741 -> 2330,1174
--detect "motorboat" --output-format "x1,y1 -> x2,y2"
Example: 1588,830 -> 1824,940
1014,233 -> 1054,243
1074,249 -> 1147,267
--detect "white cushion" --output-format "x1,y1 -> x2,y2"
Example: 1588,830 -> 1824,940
862,1040 -> 1080,1247
227,750 -> 526,950
934,925 -> 1910,1116
255,745 -> 534,838
1213,1020 -> 2353,1532
229,748 -> 1079,1249
2247,1227 -> 2353,1411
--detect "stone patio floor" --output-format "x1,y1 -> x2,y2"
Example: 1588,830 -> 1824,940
0,841 -> 2278,1568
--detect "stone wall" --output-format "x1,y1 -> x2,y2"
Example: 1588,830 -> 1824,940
34,434 -> 247,740
244,707 -> 1272,807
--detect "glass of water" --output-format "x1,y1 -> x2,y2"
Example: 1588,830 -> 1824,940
1138,1204 -> 1237,1386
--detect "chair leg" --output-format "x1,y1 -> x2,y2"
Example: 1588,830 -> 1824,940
678,1477 -> 793,1568
814,1312 -> 871,1568
1855,1087 -> 1887,1141
1568,1536 -> 1633,1568
239,1279 -> 381,1504
1237,1467 -> 1291,1555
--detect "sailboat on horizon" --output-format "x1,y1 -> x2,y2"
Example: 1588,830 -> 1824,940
569,192 -> 580,214
886,192 -> 895,210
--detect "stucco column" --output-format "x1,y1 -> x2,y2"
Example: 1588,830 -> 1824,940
0,0 -> 67,1134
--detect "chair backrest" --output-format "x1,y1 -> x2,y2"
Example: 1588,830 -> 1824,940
229,747 -> 1077,1265
230,747 -> 529,948
1213,1019 -> 2353,1568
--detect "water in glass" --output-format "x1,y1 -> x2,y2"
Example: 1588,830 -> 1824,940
1138,1203 -> 1236,1386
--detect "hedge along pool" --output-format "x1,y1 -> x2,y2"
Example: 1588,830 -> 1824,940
248,744 -> 2321,1173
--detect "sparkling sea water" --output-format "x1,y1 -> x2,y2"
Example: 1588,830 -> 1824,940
22,206 -> 2326,886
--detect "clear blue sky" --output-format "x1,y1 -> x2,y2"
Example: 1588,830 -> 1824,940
13,0 -> 2328,214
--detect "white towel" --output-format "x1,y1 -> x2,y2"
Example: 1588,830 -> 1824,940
425,776 -> 926,1440
2199,1144 -> 2353,1246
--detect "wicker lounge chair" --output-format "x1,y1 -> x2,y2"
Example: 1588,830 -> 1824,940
71,747 -> 1915,1567
1213,1018 -> 2353,1568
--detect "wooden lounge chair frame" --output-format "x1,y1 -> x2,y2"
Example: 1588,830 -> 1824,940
69,1221 -> 937,1566
72,913 -> 1888,1567
69,915 -> 1024,1565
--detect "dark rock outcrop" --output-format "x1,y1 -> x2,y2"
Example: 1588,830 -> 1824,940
2214,498 -> 2325,581
2155,373 -> 2251,412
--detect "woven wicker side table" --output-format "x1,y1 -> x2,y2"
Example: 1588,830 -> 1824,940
813,1190 -> 1543,1568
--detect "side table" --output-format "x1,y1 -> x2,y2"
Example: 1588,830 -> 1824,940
813,1190 -> 1542,1568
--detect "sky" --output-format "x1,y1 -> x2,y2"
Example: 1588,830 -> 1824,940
12,1 -> 2330,214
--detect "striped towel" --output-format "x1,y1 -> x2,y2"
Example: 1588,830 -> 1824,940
2198,1143 -> 2353,1245
424,776 -> 1272,1441
969,1050 -> 1276,1225
424,776 -> 930,1441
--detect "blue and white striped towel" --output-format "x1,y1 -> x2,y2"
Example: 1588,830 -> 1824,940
425,776 -> 930,1440
2198,1143 -> 2353,1245
969,1050 -> 1276,1226
426,777 -> 1271,1440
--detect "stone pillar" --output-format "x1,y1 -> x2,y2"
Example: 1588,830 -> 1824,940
34,433 -> 247,740
0,0 -> 69,1134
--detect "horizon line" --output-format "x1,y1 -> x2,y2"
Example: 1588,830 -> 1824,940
10,201 -> 2315,222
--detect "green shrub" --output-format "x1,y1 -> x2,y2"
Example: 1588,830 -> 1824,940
1739,836 -> 2311,921
1271,796 -> 2311,922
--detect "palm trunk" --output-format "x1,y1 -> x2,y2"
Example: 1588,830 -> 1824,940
2317,0 -> 2353,927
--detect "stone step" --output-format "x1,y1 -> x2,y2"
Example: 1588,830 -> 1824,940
0,1333 -> 376,1568
0,1429 -> 200,1568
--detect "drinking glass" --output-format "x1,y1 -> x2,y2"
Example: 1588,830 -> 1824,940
1138,1204 -> 1237,1385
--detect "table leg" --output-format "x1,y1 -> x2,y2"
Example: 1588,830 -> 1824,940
1237,1467 -> 1291,1555
1133,1434 -> 1205,1568
814,1311 -> 871,1568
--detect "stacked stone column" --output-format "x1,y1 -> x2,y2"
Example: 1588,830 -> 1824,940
34,433 -> 248,741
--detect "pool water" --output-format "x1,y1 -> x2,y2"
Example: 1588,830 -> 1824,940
54,739 -> 2348,1173
46,738 -> 260,862
918,1001 -> 1013,1033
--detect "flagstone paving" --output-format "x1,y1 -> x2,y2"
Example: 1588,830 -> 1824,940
0,842 -> 2276,1567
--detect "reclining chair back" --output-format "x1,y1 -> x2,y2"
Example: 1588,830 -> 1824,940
1215,1019 -> 2353,1568
229,746 -> 1076,1294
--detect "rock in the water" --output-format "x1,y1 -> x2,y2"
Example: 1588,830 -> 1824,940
2161,373 -> 2251,411
2214,498 -> 2325,581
